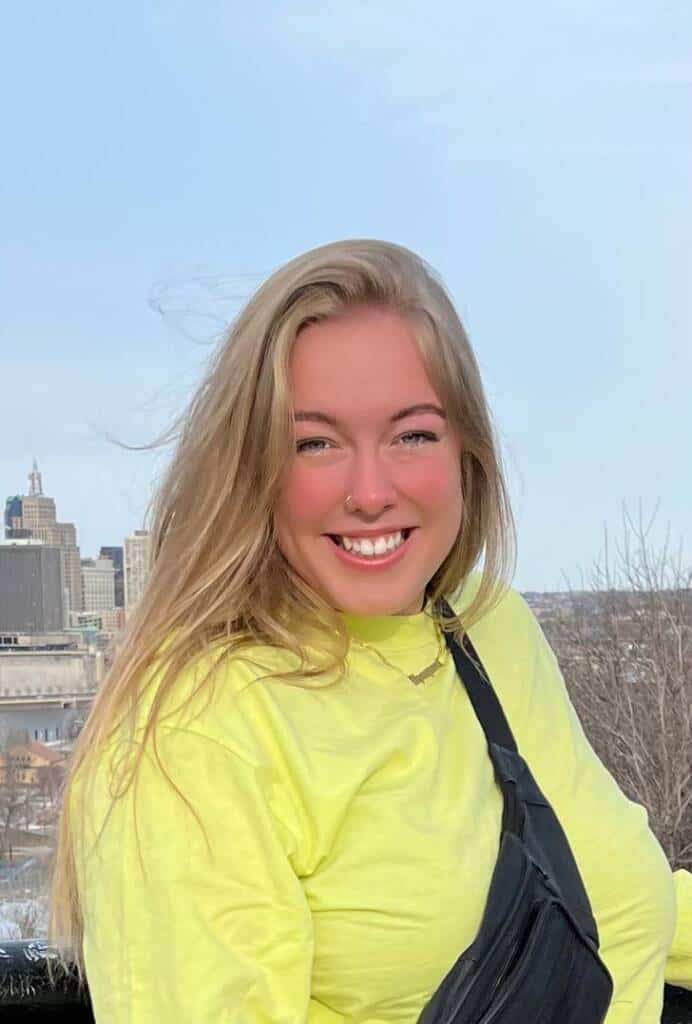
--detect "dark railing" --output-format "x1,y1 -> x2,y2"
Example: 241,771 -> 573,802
0,939 -> 691,1021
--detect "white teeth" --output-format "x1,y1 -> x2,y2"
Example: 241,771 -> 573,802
340,531 -> 405,556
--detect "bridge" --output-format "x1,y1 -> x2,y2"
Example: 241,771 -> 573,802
0,693 -> 95,710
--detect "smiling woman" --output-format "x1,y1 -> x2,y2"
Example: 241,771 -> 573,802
45,239 -> 690,1023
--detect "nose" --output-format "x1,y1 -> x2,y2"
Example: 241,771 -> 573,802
344,449 -> 398,517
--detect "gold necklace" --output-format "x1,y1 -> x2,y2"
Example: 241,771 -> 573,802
350,621 -> 448,686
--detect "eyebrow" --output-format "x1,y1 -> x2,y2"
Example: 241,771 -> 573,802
294,403 -> 447,427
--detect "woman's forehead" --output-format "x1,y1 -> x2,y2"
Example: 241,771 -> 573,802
290,311 -> 434,395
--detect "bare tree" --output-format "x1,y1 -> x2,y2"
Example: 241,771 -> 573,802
0,728 -> 30,862
546,501 -> 692,870
37,761 -> 63,814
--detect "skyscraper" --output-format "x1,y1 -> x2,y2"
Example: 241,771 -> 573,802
99,546 -> 124,607
0,540 -> 65,632
78,555 -> 124,634
81,557 -> 116,613
124,530 -> 152,616
4,461 -> 82,615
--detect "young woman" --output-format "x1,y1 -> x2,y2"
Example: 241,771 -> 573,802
48,240 -> 690,1022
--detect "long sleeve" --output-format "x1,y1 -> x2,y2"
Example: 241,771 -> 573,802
667,869 -> 692,988
480,592 -> 682,1021
72,722 -> 315,1023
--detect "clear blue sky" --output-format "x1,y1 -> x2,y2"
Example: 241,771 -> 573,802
3,2 -> 690,591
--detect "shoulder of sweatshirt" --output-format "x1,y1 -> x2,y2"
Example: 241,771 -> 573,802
668,869 -> 692,989
447,572 -> 546,716
448,571 -> 537,644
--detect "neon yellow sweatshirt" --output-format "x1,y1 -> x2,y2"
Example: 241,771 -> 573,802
72,576 -> 691,1023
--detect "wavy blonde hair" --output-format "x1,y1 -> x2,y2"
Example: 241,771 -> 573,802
46,238 -> 516,988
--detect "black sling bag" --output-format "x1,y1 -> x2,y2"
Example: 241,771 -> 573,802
417,598 -> 614,1024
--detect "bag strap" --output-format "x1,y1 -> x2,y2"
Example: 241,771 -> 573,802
436,598 -> 526,835
436,597 -> 518,753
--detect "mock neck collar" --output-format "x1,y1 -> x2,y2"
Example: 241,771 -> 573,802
339,595 -> 440,652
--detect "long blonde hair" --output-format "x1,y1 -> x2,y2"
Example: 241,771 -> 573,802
47,238 -> 516,987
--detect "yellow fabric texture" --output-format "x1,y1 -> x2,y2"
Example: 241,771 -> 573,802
71,575 -> 691,1023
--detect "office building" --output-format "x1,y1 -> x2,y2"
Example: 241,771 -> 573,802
81,557 -> 116,613
0,540 -> 65,633
78,556 -> 124,637
99,546 -> 124,607
124,530 -> 151,616
4,461 -> 82,614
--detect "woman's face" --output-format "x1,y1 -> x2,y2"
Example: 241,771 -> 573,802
274,305 -> 463,616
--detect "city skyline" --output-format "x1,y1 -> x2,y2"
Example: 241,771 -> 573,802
5,459 -> 147,563
3,463 -> 142,638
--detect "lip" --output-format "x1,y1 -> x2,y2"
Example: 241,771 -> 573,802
325,528 -> 416,569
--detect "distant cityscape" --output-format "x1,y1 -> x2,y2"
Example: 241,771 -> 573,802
0,462 -> 156,924
0,460 -> 152,755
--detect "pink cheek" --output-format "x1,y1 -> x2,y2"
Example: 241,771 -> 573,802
412,466 -> 457,505
284,474 -> 336,524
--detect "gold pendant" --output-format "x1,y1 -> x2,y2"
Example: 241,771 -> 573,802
409,656 -> 444,686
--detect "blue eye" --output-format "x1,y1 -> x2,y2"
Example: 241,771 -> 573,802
399,431 -> 438,446
296,431 -> 439,454
296,438 -> 329,454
